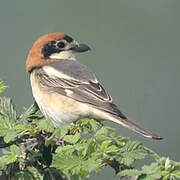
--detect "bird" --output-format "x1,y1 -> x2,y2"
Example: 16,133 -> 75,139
26,32 -> 163,140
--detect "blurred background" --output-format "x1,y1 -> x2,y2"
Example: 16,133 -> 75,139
0,0 -> 179,179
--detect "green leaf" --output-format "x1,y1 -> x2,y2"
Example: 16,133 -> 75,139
106,145 -> 119,154
15,167 -> 43,180
52,154 -> 101,179
0,97 -> 17,121
64,132 -> 81,144
157,157 -> 180,179
86,118 -> 101,131
172,170 -> 180,178
4,130 -> 18,143
0,126 -> 9,136
117,141 -> 147,165
83,157 -> 102,172
138,174 -> 153,180
54,125 -> 69,138
52,155 -> 81,171
141,163 -> 161,180
21,102 -> 43,121
1,79 -> 180,180
37,118 -> 54,132
0,155 -> 9,168
45,134 -> 55,146
10,144 -> 21,156
55,145 -> 74,154
4,154 -> 17,165
95,126 -> 110,137
100,140 -> 111,151
76,118 -> 102,133
0,81 -> 7,94
161,171 -> 169,180
14,124 -> 27,131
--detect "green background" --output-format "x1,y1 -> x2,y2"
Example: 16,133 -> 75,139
0,0 -> 179,179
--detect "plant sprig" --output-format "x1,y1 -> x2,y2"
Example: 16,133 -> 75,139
0,80 -> 179,180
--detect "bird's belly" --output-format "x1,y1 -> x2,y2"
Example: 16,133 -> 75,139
34,91 -> 91,127
38,101 -> 80,127
30,76 -> 92,127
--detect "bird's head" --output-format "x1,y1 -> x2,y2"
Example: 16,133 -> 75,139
26,32 -> 90,72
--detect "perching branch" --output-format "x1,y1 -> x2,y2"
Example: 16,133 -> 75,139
0,80 -> 180,180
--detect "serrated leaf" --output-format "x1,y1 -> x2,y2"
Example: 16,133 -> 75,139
55,145 -> 74,154
54,126 -> 69,138
23,102 -> 39,116
37,119 -> 54,132
87,119 -> 101,131
106,145 -> 119,153
74,118 -> 101,135
21,102 -> 44,122
95,126 -> 109,137
52,154 -> 101,178
150,172 -> 161,179
101,140 -> 111,151
14,124 -> 26,131
10,144 -> 21,156
52,155 -> 81,171
4,130 -> 18,143
117,141 -> 147,165
0,97 -> 17,121
83,157 -> 102,171
64,132 -> 81,144
0,81 -> 7,94
142,163 -> 159,174
141,163 -> 161,180
0,155 -> 9,168
161,170 -> 169,179
0,126 -> 9,136
5,154 -> 17,164
172,170 -> 180,178
77,140 -> 96,158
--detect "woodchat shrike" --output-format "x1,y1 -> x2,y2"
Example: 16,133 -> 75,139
26,32 -> 162,140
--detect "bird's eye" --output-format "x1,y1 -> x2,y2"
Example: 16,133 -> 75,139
57,41 -> 65,48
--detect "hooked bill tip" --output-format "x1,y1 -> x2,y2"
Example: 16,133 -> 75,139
71,43 -> 91,53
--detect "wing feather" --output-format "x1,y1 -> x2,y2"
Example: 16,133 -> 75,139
35,62 -> 127,119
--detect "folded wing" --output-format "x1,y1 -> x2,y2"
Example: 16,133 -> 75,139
35,60 -> 127,119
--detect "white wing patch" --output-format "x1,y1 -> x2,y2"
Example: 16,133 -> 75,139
43,66 -> 73,80
43,65 -> 91,84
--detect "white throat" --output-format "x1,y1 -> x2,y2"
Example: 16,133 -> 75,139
49,51 -> 76,60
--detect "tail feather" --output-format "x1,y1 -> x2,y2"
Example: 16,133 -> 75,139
110,115 -> 163,140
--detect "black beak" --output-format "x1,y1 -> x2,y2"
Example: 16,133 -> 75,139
71,43 -> 91,53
